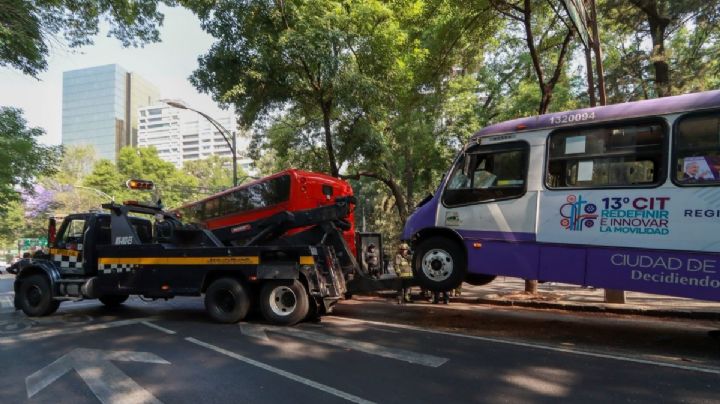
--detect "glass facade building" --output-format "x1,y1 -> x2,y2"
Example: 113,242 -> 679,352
62,65 -> 159,160
137,103 -> 253,173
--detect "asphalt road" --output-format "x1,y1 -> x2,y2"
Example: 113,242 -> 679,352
1,276 -> 719,404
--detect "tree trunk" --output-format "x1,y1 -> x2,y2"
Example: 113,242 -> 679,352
641,0 -> 671,97
321,102 -> 339,177
539,86 -> 552,115
403,147 -> 414,216
649,22 -> 670,97
341,172 -> 408,224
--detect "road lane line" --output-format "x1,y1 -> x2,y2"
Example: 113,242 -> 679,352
241,323 -> 447,367
327,317 -> 720,375
141,321 -> 176,335
0,318 -> 156,345
185,337 -> 375,404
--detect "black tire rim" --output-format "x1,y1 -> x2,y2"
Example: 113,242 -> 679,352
215,289 -> 236,313
26,285 -> 43,308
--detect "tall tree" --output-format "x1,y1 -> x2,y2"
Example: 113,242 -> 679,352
601,0 -> 720,97
0,107 -> 60,214
0,0 -> 172,77
491,0 -> 575,114
185,0 -> 413,178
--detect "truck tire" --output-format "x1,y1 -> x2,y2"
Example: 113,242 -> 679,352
259,280 -> 309,326
204,278 -> 250,323
18,275 -> 60,317
413,237 -> 466,292
99,295 -> 129,307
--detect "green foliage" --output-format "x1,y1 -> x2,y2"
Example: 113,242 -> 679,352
0,0 -> 173,76
600,0 -> 720,97
0,200 -> 27,248
0,107 -> 60,214
183,154 -> 246,190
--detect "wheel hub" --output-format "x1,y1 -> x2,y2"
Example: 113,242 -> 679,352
26,285 -> 43,307
216,289 -> 236,313
421,249 -> 453,282
269,286 -> 297,317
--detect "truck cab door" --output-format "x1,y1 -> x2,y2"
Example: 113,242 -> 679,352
52,215 -> 89,275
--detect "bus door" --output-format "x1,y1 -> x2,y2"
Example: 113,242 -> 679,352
437,139 -> 540,280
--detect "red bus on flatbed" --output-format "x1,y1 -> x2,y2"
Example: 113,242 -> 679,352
173,169 -> 357,254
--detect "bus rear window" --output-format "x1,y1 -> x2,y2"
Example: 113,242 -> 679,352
674,112 -> 720,186
546,122 -> 665,188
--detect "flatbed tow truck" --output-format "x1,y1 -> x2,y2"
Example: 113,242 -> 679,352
11,184 -> 401,325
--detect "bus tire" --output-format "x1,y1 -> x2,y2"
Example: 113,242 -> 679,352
465,273 -> 496,286
204,278 -> 250,323
99,295 -> 129,307
18,275 -> 60,317
413,237 -> 466,292
259,280 -> 309,326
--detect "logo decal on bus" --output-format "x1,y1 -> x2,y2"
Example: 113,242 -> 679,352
560,195 -> 671,235
560,194 -> 598,231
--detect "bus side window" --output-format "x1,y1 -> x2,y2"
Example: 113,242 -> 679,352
546,121 -> 665,188
674,113 -> 720,185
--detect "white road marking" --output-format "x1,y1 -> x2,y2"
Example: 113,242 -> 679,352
141,321 -> 176,335
185,337 -> 375,404
0,317 -> 156,345
240,323 -> 447,367
327,317 -> 720,375
26,348 -> 169,403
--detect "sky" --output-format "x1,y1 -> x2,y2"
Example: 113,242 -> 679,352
0,6 -> 228,146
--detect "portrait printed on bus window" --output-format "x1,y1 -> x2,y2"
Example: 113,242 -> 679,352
681,156 -> 717,182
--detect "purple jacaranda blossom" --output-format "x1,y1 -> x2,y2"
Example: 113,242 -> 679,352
21,184 -> 57,218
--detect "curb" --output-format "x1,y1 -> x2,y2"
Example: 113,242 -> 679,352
451,296 -> 720,321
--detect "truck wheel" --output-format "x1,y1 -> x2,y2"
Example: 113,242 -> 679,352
99,295 -> 129,307
204,278 -> 250,323
18,275 -> 60,317
259,280 -> 309,326
413,237 -> 466,292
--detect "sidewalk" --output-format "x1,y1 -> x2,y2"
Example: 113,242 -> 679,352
450,277 -> 720,320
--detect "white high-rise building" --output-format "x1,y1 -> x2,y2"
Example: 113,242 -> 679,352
137,104 -> 253,171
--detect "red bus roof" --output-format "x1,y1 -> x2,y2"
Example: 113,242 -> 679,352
173,169 -> 351,210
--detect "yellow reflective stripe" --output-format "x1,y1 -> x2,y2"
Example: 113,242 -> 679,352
299,256 -> 315,265
49,248 -> 80,257
98,256 -> 260,266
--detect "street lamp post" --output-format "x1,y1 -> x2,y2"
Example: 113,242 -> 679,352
74,185 -> 114,202
163,100 -> 238,187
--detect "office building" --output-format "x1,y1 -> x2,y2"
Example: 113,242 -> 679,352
137,104 -> 253,172
62,64 -> 160,160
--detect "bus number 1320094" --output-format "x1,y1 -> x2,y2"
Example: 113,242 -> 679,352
549,111 -> 596,125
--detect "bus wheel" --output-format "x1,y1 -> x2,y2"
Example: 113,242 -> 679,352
99,295 -> 129,307
18,275 -> 60,317
413,237 -> 466,292
204,278 -> 250,323
259,280 -> 309,326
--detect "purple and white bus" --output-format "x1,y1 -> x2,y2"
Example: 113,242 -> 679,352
403,90 -> 720,301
